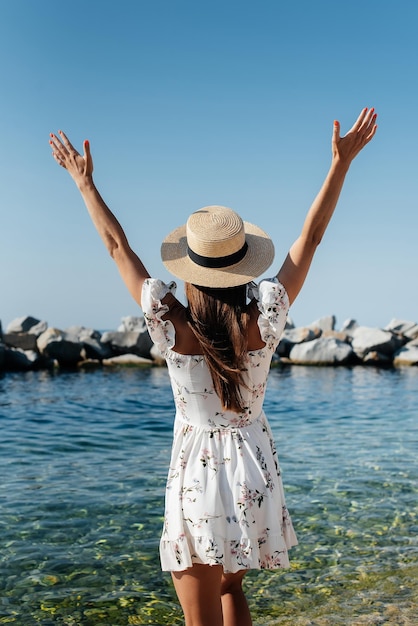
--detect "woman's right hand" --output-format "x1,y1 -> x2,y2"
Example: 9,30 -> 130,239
277,106 -> 378,306
332,107 -> 377,169
49,131 -> 93,188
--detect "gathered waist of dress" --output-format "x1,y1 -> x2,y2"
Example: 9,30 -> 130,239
174,408 -> 266,433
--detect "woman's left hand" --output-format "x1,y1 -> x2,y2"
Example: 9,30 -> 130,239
332,107 -> 377,167
49,131 -> 93,187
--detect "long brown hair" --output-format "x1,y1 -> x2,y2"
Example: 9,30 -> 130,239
185,282 -> 249,413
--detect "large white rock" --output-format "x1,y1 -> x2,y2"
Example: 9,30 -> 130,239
405,326 -> 418,340
37,328 -> 82,366
351,326 -> 404,359
102,354 -> 153,366
118,316 -> 147,333
393,339 -> 418,366
277,327 -> 320,357
322,330 -> 350,342
341,319 -> 359,335
82,337 -> 113,360
308,315 -> 336,332
6,316 -> 48,336
64,326 -> 112,360
65,326 -> 101,341
289,337 -> 354,365
100,330 -> 153,359
385,319 -> 418,340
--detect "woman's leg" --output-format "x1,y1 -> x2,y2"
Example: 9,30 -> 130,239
171,563 -> 223,626
221,570 -> 252,626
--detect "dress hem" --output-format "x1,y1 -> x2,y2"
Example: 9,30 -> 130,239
159,530 -> 298,574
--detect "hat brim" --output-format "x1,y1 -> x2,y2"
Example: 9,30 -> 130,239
161,221 -> 275,288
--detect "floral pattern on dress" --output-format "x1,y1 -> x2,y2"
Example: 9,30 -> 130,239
200,448 -> 231,473
142,277 -> 298,573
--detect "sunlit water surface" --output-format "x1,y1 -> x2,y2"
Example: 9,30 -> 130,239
1,365 -> 417,625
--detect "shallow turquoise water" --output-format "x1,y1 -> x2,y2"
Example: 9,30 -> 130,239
0,366 -> 417,625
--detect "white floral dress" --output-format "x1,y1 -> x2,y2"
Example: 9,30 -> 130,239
141,277 -> 298,573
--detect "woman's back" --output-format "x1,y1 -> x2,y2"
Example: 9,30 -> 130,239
142,277 -> 289,428
164,344 -> 275,429
162,292 -> 266,356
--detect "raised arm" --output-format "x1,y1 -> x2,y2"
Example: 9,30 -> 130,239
49,131 -> 150,307
277,107 -> 378,305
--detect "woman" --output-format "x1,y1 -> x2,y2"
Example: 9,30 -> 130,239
49,107 -> 377,626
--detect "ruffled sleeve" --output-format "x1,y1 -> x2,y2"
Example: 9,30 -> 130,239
248,277 -> 289,350
141,278 -> 177,356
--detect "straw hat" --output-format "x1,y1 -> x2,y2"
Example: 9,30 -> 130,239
161,205 -> 275,288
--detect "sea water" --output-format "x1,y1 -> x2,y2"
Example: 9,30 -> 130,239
0,365 -> 417,625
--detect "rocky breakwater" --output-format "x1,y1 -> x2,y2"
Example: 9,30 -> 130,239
278,316 -> 418,366
0,315 -> 164,372
1,314 -> 418,372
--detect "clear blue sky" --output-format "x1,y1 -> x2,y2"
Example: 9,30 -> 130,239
0,0 -> 416,331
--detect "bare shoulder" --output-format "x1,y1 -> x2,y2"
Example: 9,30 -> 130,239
161,293 -> 202,355
247,299 -> 266,350
160,292 -> 186,326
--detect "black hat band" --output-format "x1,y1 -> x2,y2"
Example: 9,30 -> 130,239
187,241 -> 248,269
